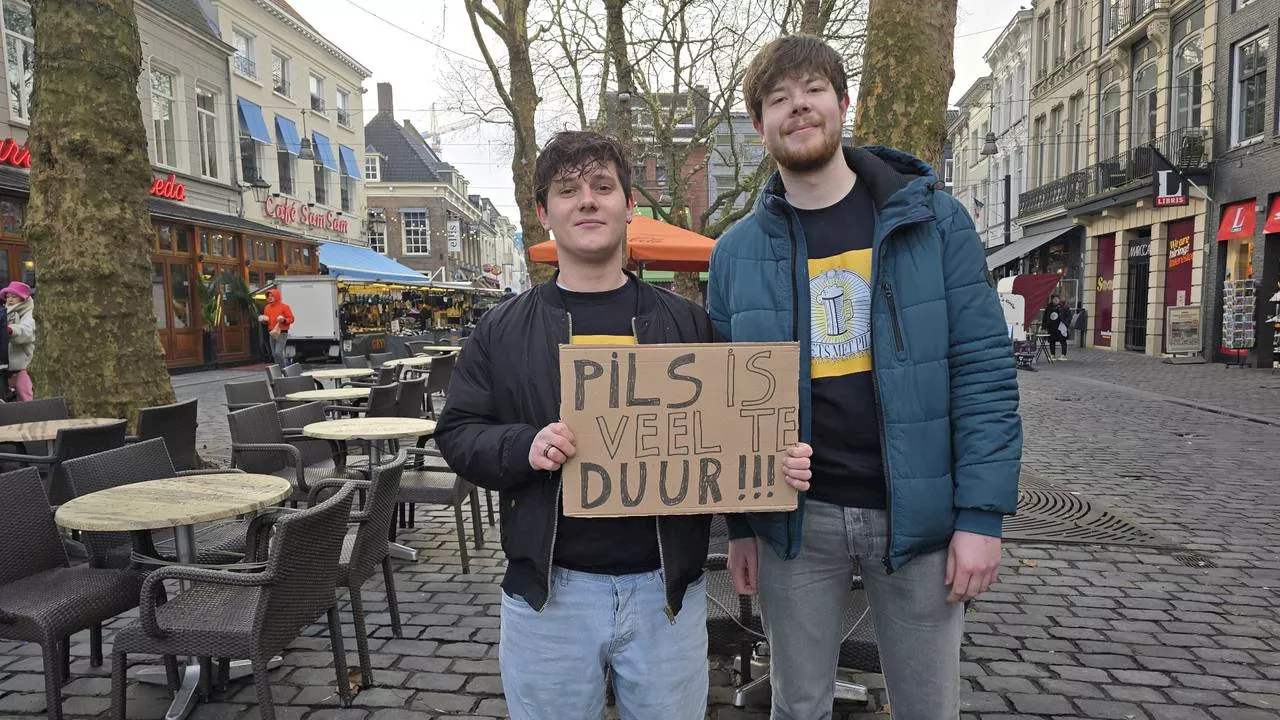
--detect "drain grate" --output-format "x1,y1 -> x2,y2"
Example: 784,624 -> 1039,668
1171,552 -> 1216,568
1004,488 -> 1171,548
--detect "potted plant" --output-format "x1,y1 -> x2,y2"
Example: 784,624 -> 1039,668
197,273 -> 223,366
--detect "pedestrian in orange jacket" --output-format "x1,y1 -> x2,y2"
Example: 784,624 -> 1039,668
259,288 -> 294,367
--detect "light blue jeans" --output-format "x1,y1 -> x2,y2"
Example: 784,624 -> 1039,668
758,500 -> 964,720
499,567 -> 709,720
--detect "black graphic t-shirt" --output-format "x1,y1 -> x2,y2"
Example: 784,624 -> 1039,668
553,278 -> 662,575
794,180 -> 887,508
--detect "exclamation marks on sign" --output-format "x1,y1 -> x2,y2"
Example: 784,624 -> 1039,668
737,455 -> 777,500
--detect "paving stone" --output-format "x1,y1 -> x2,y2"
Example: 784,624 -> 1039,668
1143,704 -> 1214,720
1074,699 -> 1150,719
1110,670 -> 1174,687
411,691 -> 478,713
1008,693 -> 1074,715
476,697 -> 509,716
1207,709 -> 1280,720
1104,684 -> 1169,703
1052,665 -> 1112,683
434,642 -> 490,659
987,661 -> 1050,678
0,693 -> 44,713
306,711 -> 370,720
1227,693 -> 1280,710
465,674 -> 504,695
368,710 -> 435,720
959,692 -> 1009,712
1175,673 -> 1239,691
62,695 -> 112,716
1039,678 -> 1107,699
975,676 -> 1040,694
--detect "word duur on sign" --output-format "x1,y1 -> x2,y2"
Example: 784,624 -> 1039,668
560,342 -> 800,517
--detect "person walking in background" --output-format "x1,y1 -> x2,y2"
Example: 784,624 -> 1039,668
1043,294 -> 1070,360
259,288 -> 294,368
3,281 -> 35,401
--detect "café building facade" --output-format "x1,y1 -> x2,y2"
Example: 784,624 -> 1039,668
0,0 -> 322,370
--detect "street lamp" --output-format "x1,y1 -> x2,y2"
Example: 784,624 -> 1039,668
298,109 -> 316,162
980,132 -> 1012,247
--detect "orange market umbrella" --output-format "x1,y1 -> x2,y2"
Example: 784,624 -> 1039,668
527,215 -> 714,273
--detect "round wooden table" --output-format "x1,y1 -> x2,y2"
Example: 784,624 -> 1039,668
0,417 -> 123,444
286,387 -> 371,402
381,356 -> 433,369
303,417 -> 436,562
302,367 -> 375,381
56,473 -> 292,720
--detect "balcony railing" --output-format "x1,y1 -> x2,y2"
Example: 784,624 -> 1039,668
1019,127 -> 1210,217
336,108 -> 351,127
233,53 -> 256,79
310,94 -> 326,112
1106,0 -> 1157,43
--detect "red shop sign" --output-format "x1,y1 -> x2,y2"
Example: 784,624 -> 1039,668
263,194 -> 350,234
4,137 -> 187,202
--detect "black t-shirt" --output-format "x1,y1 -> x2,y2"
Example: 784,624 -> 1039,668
552,277 -> 662,575
794,180 -> 887,508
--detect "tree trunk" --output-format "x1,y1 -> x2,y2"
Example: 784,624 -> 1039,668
25,0 -> 175,420
853,0 -> 956,171
605,0 -> 633,159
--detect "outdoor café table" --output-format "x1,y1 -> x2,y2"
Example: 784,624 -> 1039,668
413,346 -> 462,354
285,387 -> 371,403
301,367 -> 375,386
55,473 -> 292,720
303,417 -> 437,562
0,417 -> 122,445
380,356 -> 433,369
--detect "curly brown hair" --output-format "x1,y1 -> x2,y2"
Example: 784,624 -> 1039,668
743,35 -> 849,124
534,131 -> 633,210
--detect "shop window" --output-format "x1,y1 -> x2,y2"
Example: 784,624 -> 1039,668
0,248 -> 9,287
171,263 -> 192,329
20,249 -> 32,286
152,263 -> 166,330
0,198 -> 22,235
175,226 -> 191,253
3,0 -> 34,121
158,224 -> 173,251
268,241 -> 278,262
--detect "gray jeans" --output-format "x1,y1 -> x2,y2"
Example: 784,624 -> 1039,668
269,332 -> 289,368
757,499 -> 964,720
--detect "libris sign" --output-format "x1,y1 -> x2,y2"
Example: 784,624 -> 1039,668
263,195 -> 350,234
559,342 -> 800,517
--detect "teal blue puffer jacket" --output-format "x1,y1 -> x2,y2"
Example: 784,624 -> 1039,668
708,146 -> 1022,572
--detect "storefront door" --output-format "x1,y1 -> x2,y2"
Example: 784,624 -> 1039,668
1125,236 -> 1152,352
152,258 -> 200,366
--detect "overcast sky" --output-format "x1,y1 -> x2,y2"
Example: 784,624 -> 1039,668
301,0 -> 1032,225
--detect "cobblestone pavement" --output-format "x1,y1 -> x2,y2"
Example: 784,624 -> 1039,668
1,353 -> 1277,719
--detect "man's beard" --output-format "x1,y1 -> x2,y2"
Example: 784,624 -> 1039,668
771,119 -> 842,173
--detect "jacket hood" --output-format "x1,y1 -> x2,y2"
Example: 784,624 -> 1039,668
265,289 -> 281,303
755,145 -> 938,226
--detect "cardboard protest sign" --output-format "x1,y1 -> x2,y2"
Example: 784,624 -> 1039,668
559,342 -> 800,517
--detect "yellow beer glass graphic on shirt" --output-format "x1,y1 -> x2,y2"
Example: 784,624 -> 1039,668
808,249 -> 873,379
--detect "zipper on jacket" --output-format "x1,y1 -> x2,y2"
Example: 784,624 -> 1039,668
632,316 -> 677,623
882,284 -> 905,354
540,309 -> 573,613
789,230 -> 800,341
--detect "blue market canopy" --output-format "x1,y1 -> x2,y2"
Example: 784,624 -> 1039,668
236,98 -> 271,144
317,241 -> 430,284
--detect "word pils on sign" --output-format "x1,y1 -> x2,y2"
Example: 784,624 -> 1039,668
559,343 -> 801,517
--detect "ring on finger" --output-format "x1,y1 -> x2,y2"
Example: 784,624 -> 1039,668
544,444 -> 554,458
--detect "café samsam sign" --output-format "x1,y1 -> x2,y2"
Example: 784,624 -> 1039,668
263,194 -> 350,234
3,137 -> 187,202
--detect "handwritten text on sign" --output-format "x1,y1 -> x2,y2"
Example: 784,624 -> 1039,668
559,342 -> 800,517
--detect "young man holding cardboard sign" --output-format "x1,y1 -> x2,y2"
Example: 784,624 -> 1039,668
708,36 -> 1023,719
434,130 -> 814,720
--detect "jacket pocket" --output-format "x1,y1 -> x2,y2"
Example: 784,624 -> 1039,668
881,283 -> 908,360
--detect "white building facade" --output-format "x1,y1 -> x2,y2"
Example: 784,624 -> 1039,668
982,10 -> 1034,249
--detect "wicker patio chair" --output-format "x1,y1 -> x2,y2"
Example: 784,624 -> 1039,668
228,403 -> 355,504
126,398 -> 200,471
308,451 -> 407,686
0,420 -> 129,506
0,466 -> 145,720
110,483 -> 358,720
398,448 -> 483,574
224,379 -> 273,413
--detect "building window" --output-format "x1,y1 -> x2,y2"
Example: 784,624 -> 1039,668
1104,0 -> 1125,44
1067,93 -> 1083,172
336,89 -> 351,127
366,214 -> 385,253
276,148 -> 294,195
402,210 -> 430,254
271,51 -> 290,97
232,28 -> 255,79
1099,68 -> 1120,159
313,164 -> 329,205
1037,14 -> 1051,76
3,0 -> 33,121
1049,106 -> 1062,180
943,158 -> 954,185
1002,75 -> 1013,129
150,66 -> 178,168
1016,61 -> 1027,107
992,85 -> 1002,135
196,87 -> 219,179
340,175 -> 353,212
1173,38 -> 1204,132
364,155 -> 380,181
309,73 -> 325,112
1131,43 -> 1157,146
1033,116 -> 1046,183
1073,0 -> 1088,49
1054,0 -> 1068,65
239,127 -> 263,184
1231,31 -> 1269,145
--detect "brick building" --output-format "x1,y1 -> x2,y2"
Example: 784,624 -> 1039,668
363,83 -> 506,283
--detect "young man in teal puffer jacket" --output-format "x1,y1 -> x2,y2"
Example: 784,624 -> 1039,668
707,35 -> 1023,719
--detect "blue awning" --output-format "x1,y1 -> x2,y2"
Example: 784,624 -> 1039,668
338,145 -> 361,180
317,241 -> 429,284
312,132 -> 338,171
274,115 -> 301,155
236,98 -> 271,144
